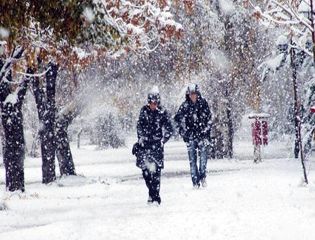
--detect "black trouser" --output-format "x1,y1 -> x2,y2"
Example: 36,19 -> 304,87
142,165 -> 161,202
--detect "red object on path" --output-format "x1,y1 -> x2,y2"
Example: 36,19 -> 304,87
251,119 -> 268,146
252,120 -> 262,145
262,120 -> 268,145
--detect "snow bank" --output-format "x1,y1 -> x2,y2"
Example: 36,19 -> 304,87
1,139 -> 315,240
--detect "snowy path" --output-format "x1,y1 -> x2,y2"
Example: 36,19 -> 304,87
1,139 -> 315,240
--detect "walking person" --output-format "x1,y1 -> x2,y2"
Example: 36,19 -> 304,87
174,83 -> 212,188
133,86 -> 173,205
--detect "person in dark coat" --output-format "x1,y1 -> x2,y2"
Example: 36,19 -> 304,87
174,83 -> 211,188
135,86 -> 173,205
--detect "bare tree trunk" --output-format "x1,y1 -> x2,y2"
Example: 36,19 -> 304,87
30,132 -> 40,157
56,112 -> 76,176
254,144 -> 261,163
77,128 -> 83,149
310,0 -> 315,63
0,48 -> 29,192
226,103 -> 234,158
290,40 -> 308,184
215,127 -> 225,159
289,40 -> 301,159
0,68 -> 32,192
32,63 -> 58,184
225,84 -> 234,159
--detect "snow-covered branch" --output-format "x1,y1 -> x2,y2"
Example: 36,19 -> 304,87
0,46 -> 24,84
272,0 -> 313,31
93,0 -> 183,55
15,67 -> 51,78
251,0 -> 314,55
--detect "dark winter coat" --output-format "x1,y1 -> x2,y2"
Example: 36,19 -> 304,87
174,92 -> 211,143
135,105 -> 173,169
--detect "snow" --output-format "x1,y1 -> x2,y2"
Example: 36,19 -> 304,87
1,136 -> 315,239
263,53 -> 286,72
73,47 -> 89,60
248,112 -> 271,119
276,35 -> 288,46
298,1 -> 311,14
149,85 -> 159,94
4,92 -> 18,105
83,7 -> 95,23
187,83 -> 197,92
0,43 -> 5,55
0,27 -> 9,39
1,1 -> 315,238
218,0 -> 236,15
209,49 -> 230,71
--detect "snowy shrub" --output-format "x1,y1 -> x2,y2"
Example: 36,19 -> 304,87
93,113 -> 125,149
71,105 -> 126,149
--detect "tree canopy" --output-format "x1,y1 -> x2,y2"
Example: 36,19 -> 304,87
0,0 -> 183,69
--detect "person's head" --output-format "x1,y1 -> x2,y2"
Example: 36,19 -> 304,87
147,86 -> 160,110
186,83 -> 199,103
149,100 -> 158,111
189,92 -> 198,103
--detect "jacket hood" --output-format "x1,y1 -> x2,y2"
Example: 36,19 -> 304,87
185,83 -> 201,102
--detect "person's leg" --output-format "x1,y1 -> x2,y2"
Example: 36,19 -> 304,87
142,169 -> 154,202
151,166 -> 162,204
187,140 -> 200,187
198,140 -> 208,187
141,151 -> 155,202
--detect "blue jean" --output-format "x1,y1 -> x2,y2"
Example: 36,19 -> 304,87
187,139 -> 208,186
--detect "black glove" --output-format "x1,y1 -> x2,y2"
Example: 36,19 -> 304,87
132,142 -> 139,156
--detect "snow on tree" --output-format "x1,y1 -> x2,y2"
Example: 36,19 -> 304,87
0,0 -> 184,191
249,0 -> 314,182
252,0 -> 314,60
251,0 -> 314,154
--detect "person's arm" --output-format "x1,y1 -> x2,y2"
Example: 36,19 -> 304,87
174,104 -> 183,125
201,99 -> 212,136
174,103 -> 187,137
162,110 -> 174,144
136,107 -> 148,145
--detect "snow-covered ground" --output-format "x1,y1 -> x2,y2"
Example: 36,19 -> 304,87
1,136 -> 315,240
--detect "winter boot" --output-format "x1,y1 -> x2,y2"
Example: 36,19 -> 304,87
155,196 -> 161,205
201,178 -> 207,188
147,196 -> 153,204
150,195 -> 161,205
